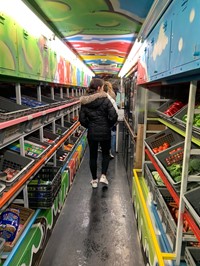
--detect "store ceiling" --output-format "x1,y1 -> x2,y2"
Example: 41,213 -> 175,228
24,0 -> 154,79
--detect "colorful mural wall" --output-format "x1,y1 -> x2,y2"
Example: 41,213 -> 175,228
25,0 -> 154,78
0,12 -> 92,87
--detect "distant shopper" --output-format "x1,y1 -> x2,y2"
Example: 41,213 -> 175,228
79,78 -> 118,188
103,81 -> 118,158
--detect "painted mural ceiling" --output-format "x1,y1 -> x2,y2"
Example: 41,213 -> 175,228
24,0 -> 154,78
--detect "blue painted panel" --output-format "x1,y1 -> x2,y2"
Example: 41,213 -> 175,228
170,0 -> 200,70
147,5 -> 172,79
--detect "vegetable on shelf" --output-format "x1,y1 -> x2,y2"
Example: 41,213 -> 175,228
166,163 -> 182,182
165,147 -> 184,165
166,157 -> 200,183
164,101 -> 184,117
182,104 -> 200,127
151,171 -> 164,186
152,141 -> 170,154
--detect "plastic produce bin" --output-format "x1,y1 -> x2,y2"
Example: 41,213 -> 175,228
0,150 -> 34,186
155,142 -> 198,188
155,188 -> 177,249
185,247 -> 200,266
144,163 -> 165,200
28,166 -> 61,209
184,186 -> 200,227
56,148 -> 69,167
0,96 -> 31,122
145,128 -> 184,155
0,122 -> 25,147
24,116 -> 46,133
174,105 -> 200,134
50,124 -> 70,136
31,130 -> 60,145
156,99 -> 185,120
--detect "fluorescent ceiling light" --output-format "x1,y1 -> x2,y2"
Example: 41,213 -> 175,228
0,0 -> 94,77
118,39 -> 142,78
118,0 -> 172,78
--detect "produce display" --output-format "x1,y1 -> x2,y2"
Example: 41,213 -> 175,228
165,147 -> 184,166
167,201 -> 191,233
151,171 -> 164,186
166,158 -> 200,183
164,101 -> 184,117
182,105 -> 200,127
152,141 -> 170,154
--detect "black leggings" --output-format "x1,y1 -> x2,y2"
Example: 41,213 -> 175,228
88,139 -> 111,180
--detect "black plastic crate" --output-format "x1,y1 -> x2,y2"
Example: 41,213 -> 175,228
155,142 -> 198,188
144,163 -> 165,201
145,128 -> 184,155
46,110 -> 61,122
43,130 -> 60,144
0,122 -> 25,146
155,188 -> 177,249
174,105 -> 200,134
31,130 -> 60,145
63,120 -> 74,129
56,148 -> 69,167
46,124 -> 70,136
28,166 -> 61,196
184,186 -> 200,227
0,150 -> 34,186
24,116 -> 46,133
0,96 -> 31,122
185,247 -> 200,266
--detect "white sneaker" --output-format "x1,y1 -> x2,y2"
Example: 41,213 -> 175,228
90,179 -> 98,188
109,151 -> 114,159
99,174 -> 109,185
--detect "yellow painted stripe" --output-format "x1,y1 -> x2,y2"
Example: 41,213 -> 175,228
82,55 -> 124,63
161,253 -> 176,260
158,118 -> 200,146
133,169 -> 176,265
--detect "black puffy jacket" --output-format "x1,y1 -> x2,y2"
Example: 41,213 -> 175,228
79,91 -> 118,141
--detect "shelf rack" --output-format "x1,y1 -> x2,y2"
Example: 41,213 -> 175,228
0,121 -> 80,209
145,148 -> 200,243
133,169 -> 176,265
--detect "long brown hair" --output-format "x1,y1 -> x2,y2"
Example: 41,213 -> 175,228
87,78 -> 104,94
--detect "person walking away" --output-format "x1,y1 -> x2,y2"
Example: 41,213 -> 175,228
103,81 -> 118,158
79,78 -> 118,188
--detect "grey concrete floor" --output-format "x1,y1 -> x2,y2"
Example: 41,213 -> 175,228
39,148 -> 144,266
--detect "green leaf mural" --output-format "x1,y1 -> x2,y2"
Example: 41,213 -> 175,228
27,0 -> 141,36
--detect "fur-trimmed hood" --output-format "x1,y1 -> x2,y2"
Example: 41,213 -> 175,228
80,91 -> 107,106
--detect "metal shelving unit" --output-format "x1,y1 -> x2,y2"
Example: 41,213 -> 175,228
142,81 -> 200,265
0,81 -> 86,265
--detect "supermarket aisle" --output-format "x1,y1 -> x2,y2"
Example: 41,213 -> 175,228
39,148 -> 144,266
